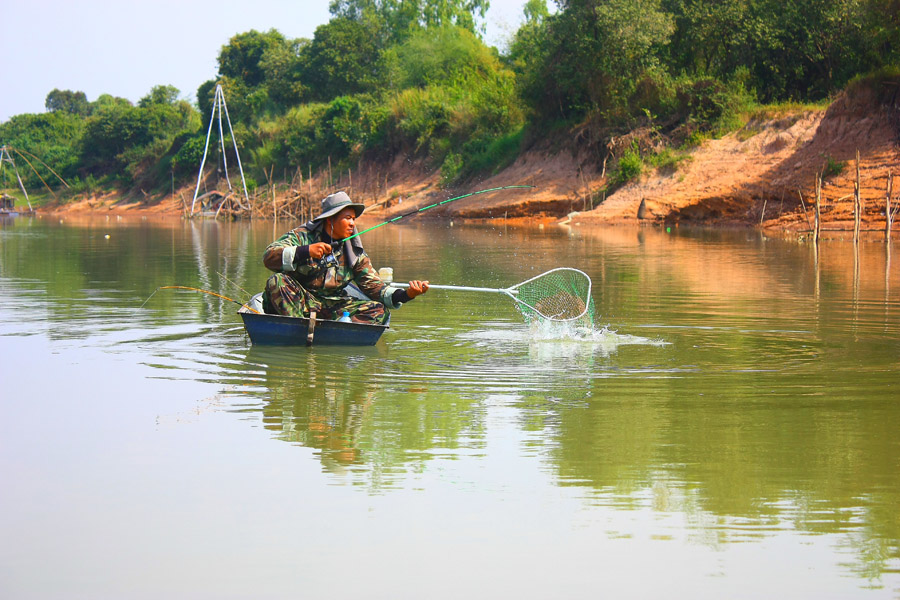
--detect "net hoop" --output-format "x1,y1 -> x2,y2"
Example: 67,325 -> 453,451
507,267 -> 594,323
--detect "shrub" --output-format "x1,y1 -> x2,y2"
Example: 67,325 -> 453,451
440,153 -> 464,186
615,143 -> 643,184
822,155 -> 846,179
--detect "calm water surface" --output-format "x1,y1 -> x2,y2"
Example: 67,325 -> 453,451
1,215 -> 898,599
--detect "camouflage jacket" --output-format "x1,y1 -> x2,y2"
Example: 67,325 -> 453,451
262,222 -> 405,308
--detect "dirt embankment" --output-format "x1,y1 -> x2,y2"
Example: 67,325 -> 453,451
575,79 -> 900,230
47,79 -> 900,230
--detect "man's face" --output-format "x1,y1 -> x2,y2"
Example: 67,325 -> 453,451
326,207 -> 357,240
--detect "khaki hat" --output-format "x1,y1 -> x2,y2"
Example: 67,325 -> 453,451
312,191 -> 365,222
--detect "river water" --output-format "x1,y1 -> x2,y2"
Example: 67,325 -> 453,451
1,215 -> 898,599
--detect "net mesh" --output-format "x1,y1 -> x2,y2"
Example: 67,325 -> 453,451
511,268 -> 595,325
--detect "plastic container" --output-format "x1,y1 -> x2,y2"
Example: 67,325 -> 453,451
337,311 -> 352,323
378,267 -> 393,283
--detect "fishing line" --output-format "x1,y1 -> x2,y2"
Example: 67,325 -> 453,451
141,286 -> 261,313
341,185 -> 534,242
216,270 -> 254,300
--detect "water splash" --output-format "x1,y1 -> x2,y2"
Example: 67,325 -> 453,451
528,318 -> 668,347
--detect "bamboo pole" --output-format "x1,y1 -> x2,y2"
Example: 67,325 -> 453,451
759,198 -> 767,226
814,171 -> 821,244
797,189 -> 813,231
887,171 -> 894,241
854,149 -> 861,243
579,168 -> 589,210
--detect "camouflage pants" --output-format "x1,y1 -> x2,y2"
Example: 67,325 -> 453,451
263,273 -> 388,324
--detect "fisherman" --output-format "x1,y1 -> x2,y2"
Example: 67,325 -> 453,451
262,191 -> 429,323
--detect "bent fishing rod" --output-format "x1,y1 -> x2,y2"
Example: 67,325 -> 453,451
141,286 -> 261,313
341,185 -> 533,243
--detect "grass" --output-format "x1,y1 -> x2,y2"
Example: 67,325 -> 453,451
745,100 -> 830,121
646,147 -> 692,173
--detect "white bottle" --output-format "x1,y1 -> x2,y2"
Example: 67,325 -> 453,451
337,311 -> 352,323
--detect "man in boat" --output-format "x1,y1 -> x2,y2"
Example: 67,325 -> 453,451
262,191 -> 429,323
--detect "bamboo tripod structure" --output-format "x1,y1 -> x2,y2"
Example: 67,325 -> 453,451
189,84 -> 251,217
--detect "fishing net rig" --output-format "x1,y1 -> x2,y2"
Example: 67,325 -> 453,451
0,145 -> 71,209
188,84 -> 251,217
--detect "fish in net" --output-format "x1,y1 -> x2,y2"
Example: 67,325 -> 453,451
510,268 -> 595,326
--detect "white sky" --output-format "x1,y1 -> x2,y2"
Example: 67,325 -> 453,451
0,0 -> 529,123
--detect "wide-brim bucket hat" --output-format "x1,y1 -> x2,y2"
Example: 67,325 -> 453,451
312,191 -> 365,222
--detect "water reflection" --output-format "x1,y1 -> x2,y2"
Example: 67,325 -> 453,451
2,216 -> 899,591
236,345 -> 487,488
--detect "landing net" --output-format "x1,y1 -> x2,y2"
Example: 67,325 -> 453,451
510,268 -> 595,326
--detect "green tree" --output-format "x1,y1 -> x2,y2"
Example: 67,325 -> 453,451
662,0 -> 883,102
139,85 -> 180,107
520,0 -> 674,120
301,18 -> 386,101
218,29 -> 290,87
385,23 -> 501,89
506,0 -> 549,92
0,111 -> 85,186
79,87 -> 199,181
90,94 -> 132,114
260,38 -> 310,107
329,0 -> 490,41
45,89 -> 90,116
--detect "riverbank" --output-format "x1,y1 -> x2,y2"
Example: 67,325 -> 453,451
34,78 -> 900,233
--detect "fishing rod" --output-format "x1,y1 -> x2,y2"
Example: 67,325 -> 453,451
141,285 -> 261,313
341,185 -> 534,243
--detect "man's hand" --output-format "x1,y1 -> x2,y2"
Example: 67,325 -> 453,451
406,280 -> 430,299
308,242 -> 332,260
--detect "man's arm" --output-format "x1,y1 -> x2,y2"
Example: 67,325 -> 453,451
351,253 -> 427,308
262,229 -> 331,272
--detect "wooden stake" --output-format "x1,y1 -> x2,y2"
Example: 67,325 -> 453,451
328,156 -> 332,190
854,149 -> 861,243
797,189 -> 813,231
579,168 -> 589,211
814,171 -> 821,244
887,171 -> 894,241
760,198 -> 767,226
271,166 -> 277,223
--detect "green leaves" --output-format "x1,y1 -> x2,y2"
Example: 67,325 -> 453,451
45,89 -> 90,116
301,18 -> 386,101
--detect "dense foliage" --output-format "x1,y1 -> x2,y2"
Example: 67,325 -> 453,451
1,0 -> 897,200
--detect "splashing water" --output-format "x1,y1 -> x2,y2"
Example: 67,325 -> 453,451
527,317 -> 668,347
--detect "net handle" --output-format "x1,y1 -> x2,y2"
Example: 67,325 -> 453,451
393,283 -> 517,295
392,267 -> 589,294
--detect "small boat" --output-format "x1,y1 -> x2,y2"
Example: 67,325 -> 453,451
238,293 -> 389,346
